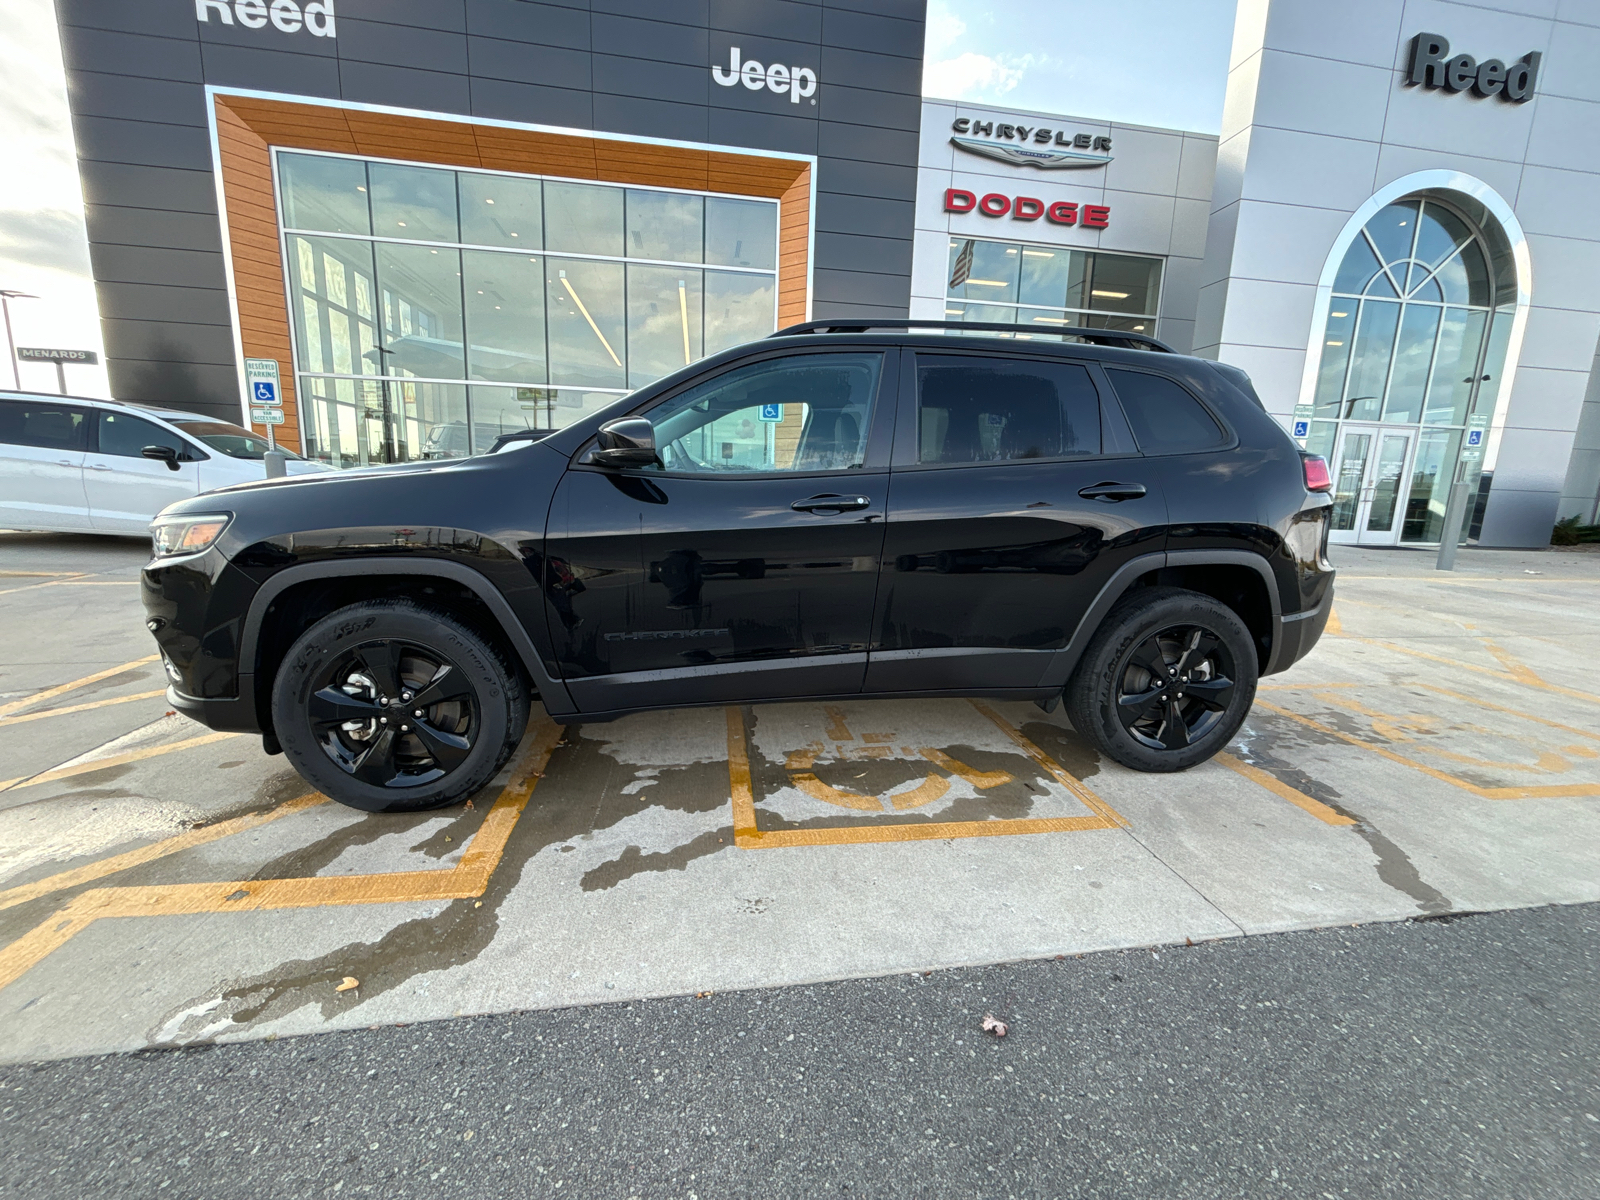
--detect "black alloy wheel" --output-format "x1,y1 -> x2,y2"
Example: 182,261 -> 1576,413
271,600 -> 525,812
309,640 -> 478,789
1113,624 -> 1237,752
1065,586 -> 1257,773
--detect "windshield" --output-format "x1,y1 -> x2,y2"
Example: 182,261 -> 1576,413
170,420 -> 302,460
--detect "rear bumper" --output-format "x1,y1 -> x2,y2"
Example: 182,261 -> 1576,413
1267,585 -> 1333,675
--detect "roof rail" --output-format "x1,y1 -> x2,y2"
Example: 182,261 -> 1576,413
769,318 -> 1175,354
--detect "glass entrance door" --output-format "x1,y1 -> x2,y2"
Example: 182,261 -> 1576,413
1328,423 -> 1416,546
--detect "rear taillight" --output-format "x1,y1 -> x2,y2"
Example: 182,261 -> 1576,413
1303,455 -> 1332,493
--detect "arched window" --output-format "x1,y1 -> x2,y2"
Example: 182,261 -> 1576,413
1307,196 -> 1515,545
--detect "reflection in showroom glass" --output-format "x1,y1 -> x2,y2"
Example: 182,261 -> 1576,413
276,151 -> 781,466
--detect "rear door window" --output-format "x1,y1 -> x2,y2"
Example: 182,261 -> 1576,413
1104,368 -> 1228,454
914,355 -> 1101,464
0,400 -> 90,450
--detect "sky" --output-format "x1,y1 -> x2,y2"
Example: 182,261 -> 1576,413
0,0 -> 108,396
0,1 -> 1237,401
923,0 -> 1237,131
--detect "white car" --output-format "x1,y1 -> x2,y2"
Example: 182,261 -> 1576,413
0,391 -> 335,536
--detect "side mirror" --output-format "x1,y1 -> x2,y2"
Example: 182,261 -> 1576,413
141,445 -> 182,472
592,418 -> 658,467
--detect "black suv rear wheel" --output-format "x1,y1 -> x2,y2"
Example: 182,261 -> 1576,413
270,600 -> 526,812
1065,587 -> 1256,773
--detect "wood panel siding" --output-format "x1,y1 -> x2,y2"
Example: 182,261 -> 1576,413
213,95 -> 811,445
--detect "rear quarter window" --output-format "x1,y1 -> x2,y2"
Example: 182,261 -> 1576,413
1105,368 -> 1228,454
0,400 -> 90,451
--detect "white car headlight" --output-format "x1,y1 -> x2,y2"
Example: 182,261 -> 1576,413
150,513 -> 232,558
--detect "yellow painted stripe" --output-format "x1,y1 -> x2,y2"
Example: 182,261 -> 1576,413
1215,752 -> 1356,826
0,570 -> 82,578
1363,638 -> 1600,706
726,701 -> 1129,848
740,813 -> 1119,848
1254,700 -> 1600,800
0,689 -> 166,727
0,655 -> 160,719
725,706 -> 760,841
1414,684 -> 1600,742
971,700 -> 1130,829
0,731 -> 241,793
0,720 -> 565,993
0,793 -> 327,912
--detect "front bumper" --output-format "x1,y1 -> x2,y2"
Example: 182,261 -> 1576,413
165,681 -> 259,733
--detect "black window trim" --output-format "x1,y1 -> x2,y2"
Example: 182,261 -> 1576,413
1099,363 -> 1238,457
891,346 -> 1137,472
571,343 -> 899,480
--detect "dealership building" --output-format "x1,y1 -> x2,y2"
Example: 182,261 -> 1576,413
52,0 -> 1600,546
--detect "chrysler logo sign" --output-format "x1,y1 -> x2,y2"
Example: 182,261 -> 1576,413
949,119 -> 1113,169
712,47 -> 818,104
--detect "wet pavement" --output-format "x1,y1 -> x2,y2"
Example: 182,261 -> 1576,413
1,532 -> 1597,1065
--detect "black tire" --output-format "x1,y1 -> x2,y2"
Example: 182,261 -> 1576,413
1065,587 -> 1257,773
270,599 -> 525,813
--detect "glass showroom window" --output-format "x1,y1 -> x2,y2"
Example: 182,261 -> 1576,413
1305,197 -> 1514,545
276,151 -> 780,468
943,237 -> 1161,338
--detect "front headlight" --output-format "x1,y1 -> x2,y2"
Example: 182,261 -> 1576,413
150,513 -> 232,558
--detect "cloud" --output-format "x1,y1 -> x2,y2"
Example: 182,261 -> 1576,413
924,51 -> 1048,103
0,207 -> 93,275
925,5 -> 967,57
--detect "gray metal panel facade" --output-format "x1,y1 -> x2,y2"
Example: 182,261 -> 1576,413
55,0 -> 927,420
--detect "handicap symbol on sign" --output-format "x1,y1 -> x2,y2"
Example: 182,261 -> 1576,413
252,381 -> 278,405
1466,429 -> 1484,447
1292,419 -> 1310,438
759,402 -> 783,422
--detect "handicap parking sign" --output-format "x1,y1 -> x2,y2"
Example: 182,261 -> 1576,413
1292,419 -> 1310,438
1466,428 -> 1483,447
759,402 -> 783,422
252,380 -> 279,406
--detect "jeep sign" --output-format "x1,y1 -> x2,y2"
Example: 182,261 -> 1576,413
712,47 -> 817,105
196,0 -> 336,37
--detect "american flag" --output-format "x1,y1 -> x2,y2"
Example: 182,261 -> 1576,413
948,239 -> 975,289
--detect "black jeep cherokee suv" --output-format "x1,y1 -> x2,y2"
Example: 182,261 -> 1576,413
142,321 -> 1335,812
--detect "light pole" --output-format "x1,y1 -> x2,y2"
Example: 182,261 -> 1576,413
0,290 -> 37,390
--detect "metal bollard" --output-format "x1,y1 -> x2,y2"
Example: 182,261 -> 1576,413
1435,480 -> 1471,571
263,449 -> 288,479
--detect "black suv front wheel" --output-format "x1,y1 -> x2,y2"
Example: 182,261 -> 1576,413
1065,587 -> 1257,773
271,600 -> 526,812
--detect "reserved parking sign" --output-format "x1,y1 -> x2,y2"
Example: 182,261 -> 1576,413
245,358 -> 282,407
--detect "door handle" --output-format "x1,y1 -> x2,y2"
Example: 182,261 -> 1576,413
1077,481 -> 1147,502
791,493 -> 870,513
89,463 -> 113,471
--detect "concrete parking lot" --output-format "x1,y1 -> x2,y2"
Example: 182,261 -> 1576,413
1,530 -> 1597,1064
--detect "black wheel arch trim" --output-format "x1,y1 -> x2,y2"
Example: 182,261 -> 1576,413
238,558 -> 575,719
1037,548 -> 1289,690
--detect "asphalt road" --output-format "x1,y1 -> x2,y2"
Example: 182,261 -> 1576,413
2,902 -> 1595,1199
